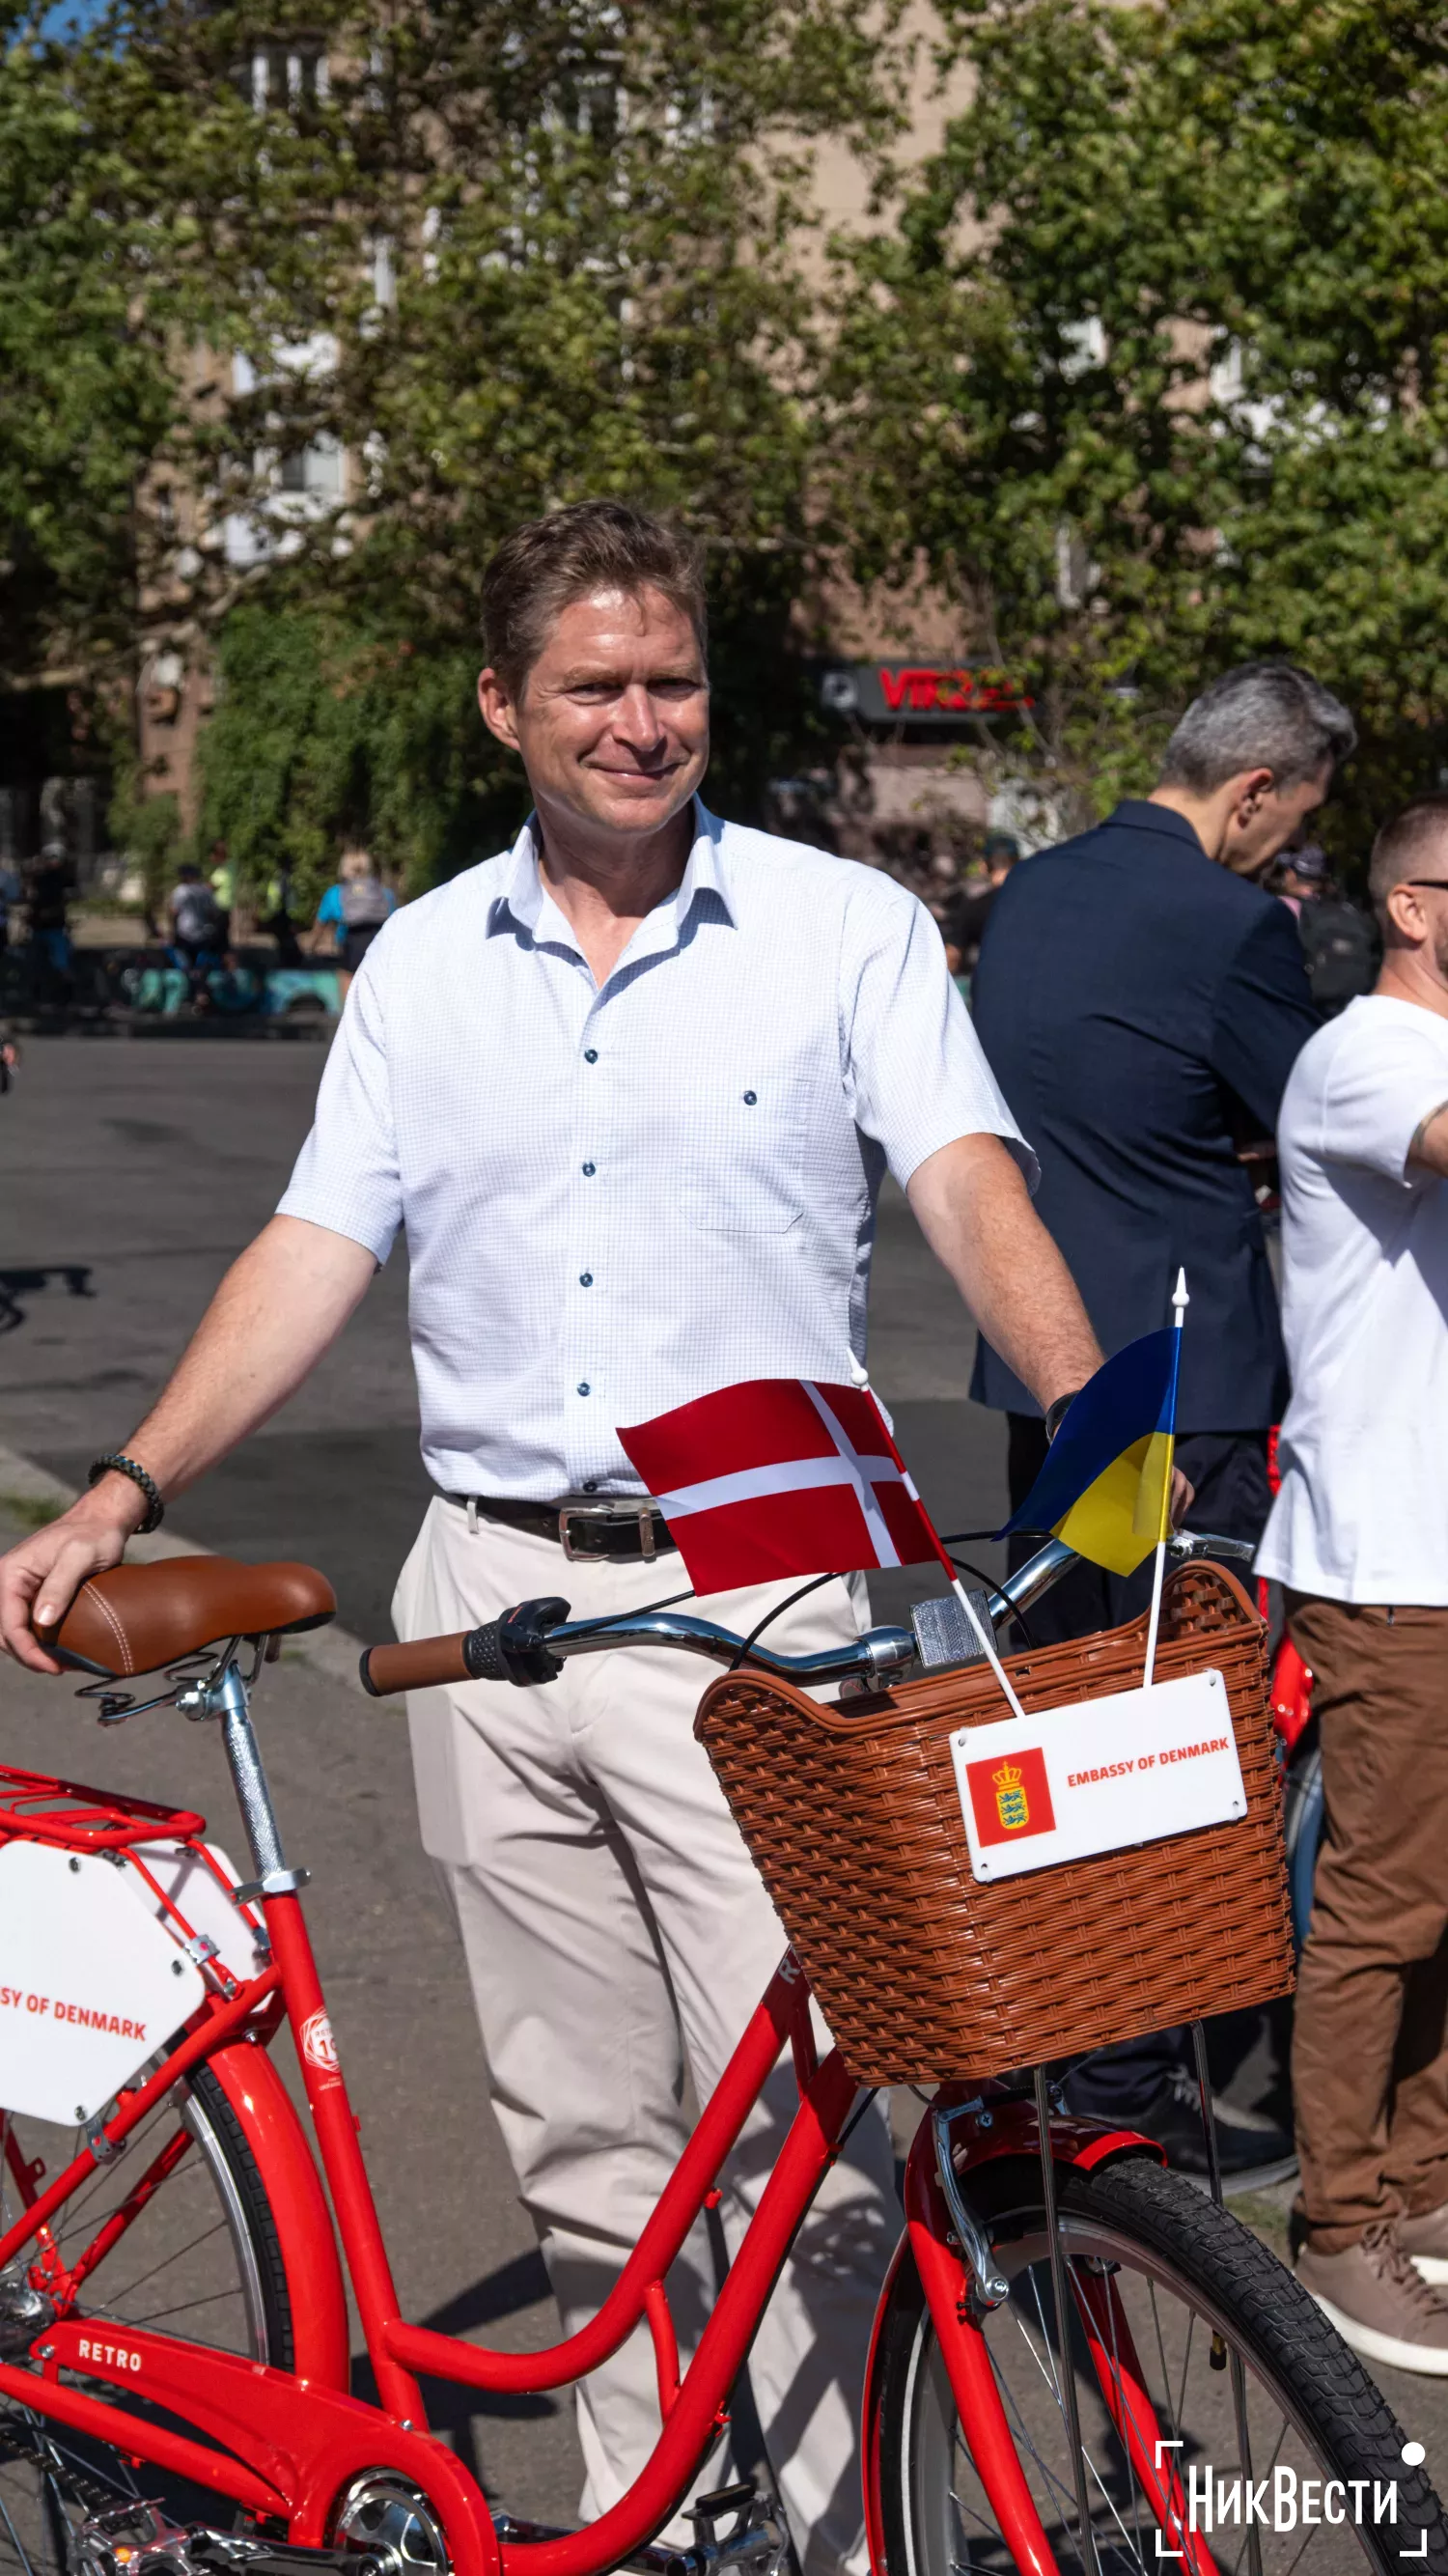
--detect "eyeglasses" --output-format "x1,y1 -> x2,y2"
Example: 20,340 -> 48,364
1403,881 -> 1448,893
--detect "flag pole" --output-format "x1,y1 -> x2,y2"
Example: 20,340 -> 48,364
851,1358 -> 1030,1722
1142,1269 -> 1188,1688
953,1578 -> 1029,1722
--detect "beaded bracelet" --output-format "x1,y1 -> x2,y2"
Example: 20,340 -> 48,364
87,1451 -> 165,1535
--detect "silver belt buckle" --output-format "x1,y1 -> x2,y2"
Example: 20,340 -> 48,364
558,1502 -> 658,1563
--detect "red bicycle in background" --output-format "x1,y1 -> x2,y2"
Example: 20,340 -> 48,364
0,1537 -> 1439,2576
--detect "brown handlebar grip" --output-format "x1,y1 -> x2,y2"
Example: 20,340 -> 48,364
359,1631 -> 476,1697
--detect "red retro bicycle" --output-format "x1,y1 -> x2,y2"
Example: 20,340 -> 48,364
0,1535 -> 1441,2576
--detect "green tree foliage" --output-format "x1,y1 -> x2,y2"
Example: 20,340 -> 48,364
827,0 -> 1448,847
4,0 -> 904,878
0,5 -> 173,685
194,608 -> 507,905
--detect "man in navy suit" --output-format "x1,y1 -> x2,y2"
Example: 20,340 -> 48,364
972,660 -> 1355,2170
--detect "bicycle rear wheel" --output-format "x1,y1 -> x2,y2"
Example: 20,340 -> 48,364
875,2152 -> 1448,2576
0,2059 -> 293,2574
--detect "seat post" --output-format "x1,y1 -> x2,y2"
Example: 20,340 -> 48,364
210,1660 -> 307,1898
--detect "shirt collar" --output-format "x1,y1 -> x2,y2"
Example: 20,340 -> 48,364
489,798 -> 735,958
1107,798 -> 1210,859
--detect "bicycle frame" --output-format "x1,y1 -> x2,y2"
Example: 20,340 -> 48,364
0,1646 -> 1178,2576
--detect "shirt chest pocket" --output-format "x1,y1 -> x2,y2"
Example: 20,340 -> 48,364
674,1064 -> 808,1235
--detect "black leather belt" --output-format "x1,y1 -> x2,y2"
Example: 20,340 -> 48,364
444,1492 -> 677,1561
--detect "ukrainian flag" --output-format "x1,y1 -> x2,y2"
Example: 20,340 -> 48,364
998,1327 -> 1181,1577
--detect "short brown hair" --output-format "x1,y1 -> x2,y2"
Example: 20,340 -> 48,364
1369,794 -> 1448,915
481,501 -> 707,697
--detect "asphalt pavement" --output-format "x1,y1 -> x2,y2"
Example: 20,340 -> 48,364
4,1032 -> 1447,2506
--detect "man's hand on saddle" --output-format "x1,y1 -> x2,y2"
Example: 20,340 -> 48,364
0,1477 -> 146,1674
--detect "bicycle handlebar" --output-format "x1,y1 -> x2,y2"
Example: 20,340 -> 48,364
356,1527 -> 1253,1700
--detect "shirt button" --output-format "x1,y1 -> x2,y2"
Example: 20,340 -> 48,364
584,1048 -> 599,1064
581,1161 -> 596,1176
579,1272 -> 593,1286
583,1479 -> 599,1494
743,1089 -> 758,1105
577,1381 -> 591,1396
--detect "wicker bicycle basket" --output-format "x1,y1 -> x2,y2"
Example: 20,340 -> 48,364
694,1561 -> 1294,2086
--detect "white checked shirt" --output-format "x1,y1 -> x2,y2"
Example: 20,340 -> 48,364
278,802 -> 1033,1499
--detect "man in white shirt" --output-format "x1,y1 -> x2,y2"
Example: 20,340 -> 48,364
1260,791 -> 1448,2375
0,505 -> 1101,2570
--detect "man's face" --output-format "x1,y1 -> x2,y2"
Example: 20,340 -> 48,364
1219,763 -> 1332,879
478,585 -> 710,844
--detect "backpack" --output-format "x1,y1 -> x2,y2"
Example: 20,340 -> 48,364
341,875 -> 393,929
1297,899 -> 1379,1014
173,882 -> 223,946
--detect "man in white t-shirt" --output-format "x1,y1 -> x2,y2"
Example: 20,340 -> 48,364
1260,791 -> 1448,2374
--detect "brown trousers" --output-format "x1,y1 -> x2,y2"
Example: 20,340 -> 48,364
1288,1593 -> 1448,2253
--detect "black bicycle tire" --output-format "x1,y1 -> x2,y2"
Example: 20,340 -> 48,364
184,2058 -> 295,2372
875,2150 -> 1448,2576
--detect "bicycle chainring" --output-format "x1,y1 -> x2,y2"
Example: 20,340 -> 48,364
330,2474 -> 448,2576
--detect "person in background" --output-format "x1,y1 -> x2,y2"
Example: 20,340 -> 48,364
971,659 -> 1355,2175
943,828 -> 1019,976
207,841 -> 235,950
166,862 -> 228,1012
1259,793 -> 1448,2374
0,859 -> 20,952
261,862 -> 303,966
24,846 -> 75,1008
1273,843 -> 1380,1017
315,847 -> 397,996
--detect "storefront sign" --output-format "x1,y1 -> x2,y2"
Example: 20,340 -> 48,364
821,663 -> 1033,725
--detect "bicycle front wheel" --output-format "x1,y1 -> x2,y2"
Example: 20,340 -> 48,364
0,2059 -> 294,2575
875,2152 -> 1448,2576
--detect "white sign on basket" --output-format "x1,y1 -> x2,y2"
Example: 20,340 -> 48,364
949,1668 -> 1246,1884
0,1839 -> 206,2124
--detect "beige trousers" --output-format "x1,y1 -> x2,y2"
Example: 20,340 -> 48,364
393,1499 -> 897,2575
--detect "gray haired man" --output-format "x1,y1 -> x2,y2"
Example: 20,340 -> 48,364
971,658 -> 1356,2170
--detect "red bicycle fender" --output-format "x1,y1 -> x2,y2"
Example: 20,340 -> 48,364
207,2038 -> 350,2389
933,2092 -> 1167,2176
861,2229 -> 909,2576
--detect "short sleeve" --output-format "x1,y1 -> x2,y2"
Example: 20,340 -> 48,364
276,962 -> 403,1260
1316,1015 -> 1448,1190
839,881 -> 1037,1190
317,884 -> 342,925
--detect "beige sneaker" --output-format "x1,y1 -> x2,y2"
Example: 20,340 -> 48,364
1296,2226 -> 1448,2375
1395,2202 -> 1448,2286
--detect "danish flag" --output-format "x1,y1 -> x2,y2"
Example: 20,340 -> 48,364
617,1378 -> 955,1596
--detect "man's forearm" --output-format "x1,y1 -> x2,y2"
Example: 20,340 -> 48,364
906,1134 -> 1102,1410
0,1215 -> 376,1669
95,1216 -> 376,1508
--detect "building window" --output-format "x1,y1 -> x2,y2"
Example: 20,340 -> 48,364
279,434 -> 344,499
251,43 -> 328,110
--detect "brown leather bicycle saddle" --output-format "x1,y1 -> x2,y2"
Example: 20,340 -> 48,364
46,1556 -> 336,1678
